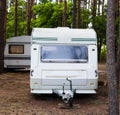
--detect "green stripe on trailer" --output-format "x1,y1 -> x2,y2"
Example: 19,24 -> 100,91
32,37 -> 57,41
71,38 -> 96,42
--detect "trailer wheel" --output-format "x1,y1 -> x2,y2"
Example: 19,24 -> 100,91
69,98 -> 73,107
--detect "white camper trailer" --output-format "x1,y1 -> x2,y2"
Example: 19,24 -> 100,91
4,36 -> 31,69
30,27 -> 98,97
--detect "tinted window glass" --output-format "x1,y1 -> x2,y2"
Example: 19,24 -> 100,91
9,45 -> 24,54
41,45 -> 88,63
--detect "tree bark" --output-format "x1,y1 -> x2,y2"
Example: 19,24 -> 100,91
116,30 -> 120,88
102,0 -> 105,16
26,0 -> 34,35
116,0 -> 120,88
98,0 -> 100,16
98,37 -> 103,62
14,0 -> 18,36
92,0 -> 97,28
115,0 -> 119,19
106,0 -> 119,114
0,0 -> 6,73
72,0 -> 76,28
77,0 -> 81,28
62,0 -> 67,27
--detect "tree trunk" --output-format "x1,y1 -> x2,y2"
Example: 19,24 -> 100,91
102,0 -> 105,16
116,29 -> 120,88
106,0 -> 119,114
14,0 -> 18,36
92,0 -> 97,28
115,0 -> 119,19
62,0 -> 67,27
26,0 -> 34,35
116,0 -> 120,88
72,0 -> 76,28
98,0 -> 100,16
26,0 -> 31,35
77,0 -> 81,28
0,0 -> 6,73
31,0 -> 35,19
98,37 -> 103,62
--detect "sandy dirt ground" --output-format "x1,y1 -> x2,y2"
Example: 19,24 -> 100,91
0,64 -> 119,115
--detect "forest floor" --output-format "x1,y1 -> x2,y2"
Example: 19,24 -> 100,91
0,63 -> 120,115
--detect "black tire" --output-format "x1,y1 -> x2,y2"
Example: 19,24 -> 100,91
69,98 -> 73,107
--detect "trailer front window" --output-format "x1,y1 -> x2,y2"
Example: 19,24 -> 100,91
41,45 -> 88,63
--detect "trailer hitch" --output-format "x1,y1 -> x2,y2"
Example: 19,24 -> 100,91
53,78 -> 75,108
66,78 -> 72,91
65,78 -> 74,107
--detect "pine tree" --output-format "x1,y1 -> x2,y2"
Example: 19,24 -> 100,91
0,0 -> 6,73
72,0 -> 76,28
26,0 -> 35,35
106,0 -> 119,114
62,0 -> 67,27
77,0 -> 81,28
14,0 -> 18,36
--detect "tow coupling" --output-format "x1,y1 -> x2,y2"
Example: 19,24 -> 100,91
53,78 -> 79,108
